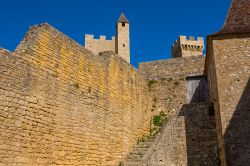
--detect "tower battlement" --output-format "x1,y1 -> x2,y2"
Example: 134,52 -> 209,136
84,34 -> 115,55
172,35 -> 204,58
85,34 -> 115,41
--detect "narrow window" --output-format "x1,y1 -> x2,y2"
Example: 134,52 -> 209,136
122,22 -> 125,27
123,44 -> 126,47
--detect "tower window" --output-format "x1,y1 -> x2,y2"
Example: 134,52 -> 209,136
123,44 -> 126,47
122,22 -> 126,27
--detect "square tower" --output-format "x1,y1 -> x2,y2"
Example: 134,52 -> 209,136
172,36 -> 204,58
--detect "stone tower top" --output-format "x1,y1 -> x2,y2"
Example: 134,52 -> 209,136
84,13 -> 130,64
118,13 -> 129,23
171,36 -> 204,58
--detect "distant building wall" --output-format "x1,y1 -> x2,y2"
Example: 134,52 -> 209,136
138,55 -> 206,121
84,34 -> 115,55
172,36 -> 204,58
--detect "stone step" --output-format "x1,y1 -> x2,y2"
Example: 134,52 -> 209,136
124,135 -> 158,165
130,148 -> 148,155
147,136 -> 156,141
124,161 -> 143,166
127,153 -> 144,160
136,143 -> 150,148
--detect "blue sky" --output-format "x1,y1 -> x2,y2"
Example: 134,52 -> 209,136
0,0 -> 231,67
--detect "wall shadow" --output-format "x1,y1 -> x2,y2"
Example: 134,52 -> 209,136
224,78 -> 250,165
179,78 -> 219,165
179,102 -> 219,165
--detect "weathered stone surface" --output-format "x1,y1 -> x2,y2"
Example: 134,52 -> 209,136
138,55 -> 206,117
207,33 -> 250,166
0,23 -> 152,165
0,48 -> 10,56
142,103 -> 218,166
0,1 -> 249,164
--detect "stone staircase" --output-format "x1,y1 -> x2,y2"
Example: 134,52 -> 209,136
124,135 -> 156,166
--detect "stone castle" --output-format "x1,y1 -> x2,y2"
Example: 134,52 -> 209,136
0,0 -> 249,165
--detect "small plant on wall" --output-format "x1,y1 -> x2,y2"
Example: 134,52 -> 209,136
150,111 -> 168,135
151,96 -> 158,112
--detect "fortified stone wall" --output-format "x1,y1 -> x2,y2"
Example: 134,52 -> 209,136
136,56 -> 216,165
207,33 -> 250,165
0,23 -> 153,165
84,34 -> 115,55
138,56 -> 205,116
139,55 -> 205,79
142,103 -> 218,166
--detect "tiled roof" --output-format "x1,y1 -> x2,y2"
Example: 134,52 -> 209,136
219,0 -> 250,34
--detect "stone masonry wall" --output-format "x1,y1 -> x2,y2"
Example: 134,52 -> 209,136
0,23 -> 153,166
137,56 -> 218,165
138,56 -> 205,116
142,103 -> 218,165
139,55 -> 205,79
207,34 -> 250,165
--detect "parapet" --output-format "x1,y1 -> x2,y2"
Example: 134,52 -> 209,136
0,48 -> 10,56
172,36 -> 204,58
84,34 -> 115,55
85,34 -> 115,42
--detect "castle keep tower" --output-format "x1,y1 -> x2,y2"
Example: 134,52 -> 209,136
172,36 -> 204,58
84,13 -> 130,63
115,13 -> 130,63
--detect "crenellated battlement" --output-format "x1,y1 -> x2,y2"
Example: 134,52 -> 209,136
84,34 -> 116,55
172,35 -> 204,58
85,34 -> 115,42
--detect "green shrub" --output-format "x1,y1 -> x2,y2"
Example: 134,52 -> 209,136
151,111 -> 168,135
